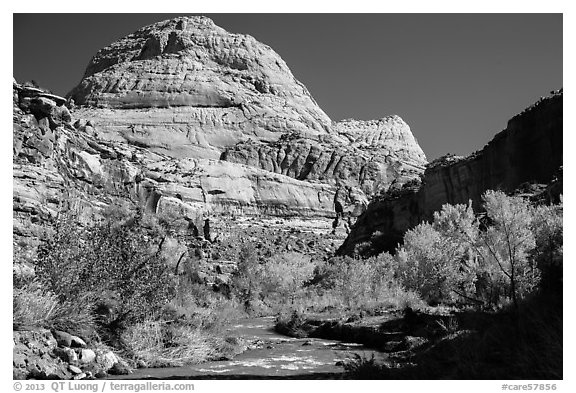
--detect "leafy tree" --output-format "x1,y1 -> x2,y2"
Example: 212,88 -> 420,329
229,242 -> 262,311
260,252 -> 315,306
395,203 -> 479,305
317,254 -> 400,310
392,194 -> 553,308
478,191 -> 537,308
36,209 -> 176,324
531,202 -> 563,293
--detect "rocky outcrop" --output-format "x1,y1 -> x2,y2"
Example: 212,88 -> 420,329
339,91 -> 563,256
13,329 -> 126,379
67,16 -> 426,195
13,81 -> 343,264
68,16 -> 333,160
13,16 -> 428,266
222,116 -> 426,196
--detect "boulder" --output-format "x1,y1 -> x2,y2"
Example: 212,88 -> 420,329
70,335 -> 87,348
29,96 -> 57,118
52,330 -> 73,347
54,347 -> 78,364
108,361 -> 131,375
79,349 -> 96,365
96,351 -> 119,371
68,365 -> 83,374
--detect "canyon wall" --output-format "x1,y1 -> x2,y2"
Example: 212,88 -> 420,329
338,91 -> 563,255
68,16 -> 426,196
14,16 -> 428,264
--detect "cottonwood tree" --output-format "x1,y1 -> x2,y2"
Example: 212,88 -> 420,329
395,203 -> 478,304
229,242 -> 262,311
530,202 -> 563,293
259,252 -> 315,307
478,191 -> 537,308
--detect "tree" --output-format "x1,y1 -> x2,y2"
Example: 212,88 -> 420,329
229,242 -> 262,311
531,202 -> 563,293
260,252 -> 315,306
478,191 -> 537,308
395,203 -> 478,305
36,209 -> 176,324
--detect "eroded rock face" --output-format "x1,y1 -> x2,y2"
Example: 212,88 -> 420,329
68,16 -> 426,194
13,81 -> 340,266
68,16 -> 333,159
339,91 -> 563,256
222,115 -> 426,196
14,16 -> 428,266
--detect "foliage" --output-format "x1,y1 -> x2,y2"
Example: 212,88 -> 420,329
13,279 -> 95,337
274,309 -> 310,338
531,203 -> 563,293
229,242 -> 262,311
314,253 -> 424,312
121,320 -> 237,368
477,191 -> 538,307
35,209 -> 176,324
391,190 -> 562,308
259,252 -> 315,306
395,203 -> 478,304
342,353 -> 389,379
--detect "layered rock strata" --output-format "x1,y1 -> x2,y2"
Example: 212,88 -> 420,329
13,82 -> 335,264
338,91 -> 563,255
14,16 -> 429,266
222,116 -> 426,196
68,16 -> 426,196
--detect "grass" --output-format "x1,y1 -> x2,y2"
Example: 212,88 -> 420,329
120,280 -> 249,368
121,320 -> 245,368
275,309 -> 310,338
13,280 -> 96,338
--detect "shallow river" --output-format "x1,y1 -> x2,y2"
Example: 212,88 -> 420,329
114,316 -> 384,379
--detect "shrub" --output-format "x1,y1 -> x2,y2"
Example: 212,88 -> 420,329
229,241 -> 262,311
315,254 -> 423,312
35,209 -> 176,325
531,203 -> 563,293
122,321 -> 221,367
13,280 -> 95,337
259,252 -> 315,307
391,190 -> 563,308
169,280 -> 246,332
274,309 -> 310,338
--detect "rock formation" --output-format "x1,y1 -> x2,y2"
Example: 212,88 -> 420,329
67,16 -> 426,193
13,16 -> 428,267
68,16 -> 333,160
338,91 -> 563,256
13,82 -> 334,256
223,116 -> 426,197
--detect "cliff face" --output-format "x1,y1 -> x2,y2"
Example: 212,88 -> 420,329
222,116 -> 426,197
339,91 -> 563,255
14,81 -> 345,270
68,15 -> 332,161
63,16 -> 426,211
14,16 -> 428,263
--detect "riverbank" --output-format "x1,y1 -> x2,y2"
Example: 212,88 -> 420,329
111,317 -> 384,379
275,293 -> 562,379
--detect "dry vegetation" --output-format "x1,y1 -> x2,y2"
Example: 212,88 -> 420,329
14,189 -> 562,377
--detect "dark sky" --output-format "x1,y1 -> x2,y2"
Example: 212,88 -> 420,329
13,13 -> 562,160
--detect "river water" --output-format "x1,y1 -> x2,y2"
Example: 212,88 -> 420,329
114,316 -> 384,379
